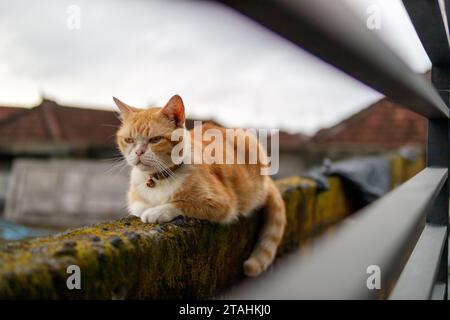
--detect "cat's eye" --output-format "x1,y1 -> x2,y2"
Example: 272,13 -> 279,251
148,136 -> 163,144
124,137 -> 134,144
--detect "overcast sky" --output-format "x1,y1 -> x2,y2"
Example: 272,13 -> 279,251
0,0 -> 431,134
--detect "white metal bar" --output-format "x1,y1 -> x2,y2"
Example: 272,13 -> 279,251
226,168 -> 448,299
389,224 -> 447,299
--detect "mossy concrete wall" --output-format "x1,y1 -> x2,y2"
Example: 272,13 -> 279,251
0,155 -> 424,299
390,154 -> 425,189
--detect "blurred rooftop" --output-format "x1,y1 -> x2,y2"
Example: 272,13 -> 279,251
306,98 -> 427,152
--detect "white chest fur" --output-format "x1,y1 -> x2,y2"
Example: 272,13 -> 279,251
131,167 -> 187,208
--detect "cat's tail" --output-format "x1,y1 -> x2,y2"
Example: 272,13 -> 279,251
243,179 -> 286,277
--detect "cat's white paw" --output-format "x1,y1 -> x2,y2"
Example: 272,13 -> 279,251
141,204 -> 181,224
128,202 -> 147,217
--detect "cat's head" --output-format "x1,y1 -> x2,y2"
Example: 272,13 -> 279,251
114,95 -> 185,172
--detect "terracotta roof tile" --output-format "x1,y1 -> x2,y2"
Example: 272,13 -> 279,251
0,99 -> 120,147
0,106 -> 23,121
307,98 -> 427,150
0,100 -> 308,152
277,131 -> 309,151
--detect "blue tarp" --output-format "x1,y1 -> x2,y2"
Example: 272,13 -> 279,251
0,219 -> 54,241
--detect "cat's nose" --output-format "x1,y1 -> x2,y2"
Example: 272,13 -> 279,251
135,149 -> 145,156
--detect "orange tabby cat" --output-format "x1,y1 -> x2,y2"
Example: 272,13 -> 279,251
114,95 -> 286,277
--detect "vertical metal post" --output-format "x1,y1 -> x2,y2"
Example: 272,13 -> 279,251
427,66 -> 449,299
402,0 -> 450,300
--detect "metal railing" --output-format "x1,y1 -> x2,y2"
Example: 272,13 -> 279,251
215,0 -> 450,299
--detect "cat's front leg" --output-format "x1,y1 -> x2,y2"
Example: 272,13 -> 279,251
141,204 -> 182,224
128,202 -> 147,217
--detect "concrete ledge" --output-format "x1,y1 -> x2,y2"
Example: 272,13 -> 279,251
0,155 -> 423,299
0,177 -> 351,299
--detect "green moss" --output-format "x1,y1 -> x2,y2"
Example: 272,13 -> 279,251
0,177 -> 357,299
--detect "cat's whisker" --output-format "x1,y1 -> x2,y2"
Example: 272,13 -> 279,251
104,157 -> 129,175
105,163 -> 125,175
153,157 -> 174,175
105,159 -> 125,169
100,154 -> 126,163
117,165 -> 130,176
150,158 -> 177,183
158,158 -> 178,179
101,123 -> 120,129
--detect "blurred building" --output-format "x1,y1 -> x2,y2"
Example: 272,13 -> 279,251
268,99 -> 427,177
302,98 -> 427,167
0,99 -> 310,225
0,98 -> 120,159
0,97 -> 426,226
273,131 -> 310,178
4,158 -> 129,228
0,99 -> 121,212
0,107 -> 23,121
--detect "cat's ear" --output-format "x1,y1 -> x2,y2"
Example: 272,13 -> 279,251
161,95 -> 185,127
113,97 -> 135,121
